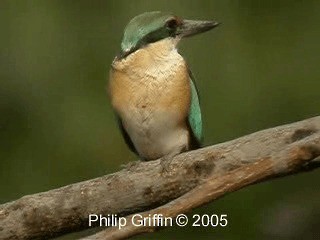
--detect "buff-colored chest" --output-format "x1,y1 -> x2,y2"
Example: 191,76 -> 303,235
109,39 -> 191,159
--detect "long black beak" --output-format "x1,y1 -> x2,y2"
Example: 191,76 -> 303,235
177,19 -> 220,38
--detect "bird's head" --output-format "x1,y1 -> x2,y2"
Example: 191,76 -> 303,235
119,11 -> 219,59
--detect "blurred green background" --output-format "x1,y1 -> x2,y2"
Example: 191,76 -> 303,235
1,1 -> 320,239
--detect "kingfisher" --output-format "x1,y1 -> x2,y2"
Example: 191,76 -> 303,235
109,11 -> 219,164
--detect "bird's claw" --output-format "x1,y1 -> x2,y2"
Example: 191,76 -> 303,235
160,156 -> 173,174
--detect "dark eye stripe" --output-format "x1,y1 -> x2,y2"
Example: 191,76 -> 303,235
166,19 -> 178,29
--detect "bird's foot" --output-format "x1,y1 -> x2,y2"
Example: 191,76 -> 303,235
160,155 -> 173,174
160,147 -> 186,174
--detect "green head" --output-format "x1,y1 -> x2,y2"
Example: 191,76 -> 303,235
119,11 -> 219,58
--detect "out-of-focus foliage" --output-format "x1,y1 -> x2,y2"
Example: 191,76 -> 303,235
1,1 -> 319,239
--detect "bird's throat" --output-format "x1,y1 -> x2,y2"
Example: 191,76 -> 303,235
112,38 -> 181,76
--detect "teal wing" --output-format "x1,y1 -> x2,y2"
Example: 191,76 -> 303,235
188,71 -> 203,148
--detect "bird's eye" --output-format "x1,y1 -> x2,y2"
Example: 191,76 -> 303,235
166,19 -> 178,30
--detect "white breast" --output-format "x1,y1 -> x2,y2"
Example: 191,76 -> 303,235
124,106 -> 189,160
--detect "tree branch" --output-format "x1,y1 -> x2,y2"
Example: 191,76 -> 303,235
82,141 -> 320,240
1,116 -> 320,240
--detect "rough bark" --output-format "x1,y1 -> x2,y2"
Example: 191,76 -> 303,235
1,116 -> 320,240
